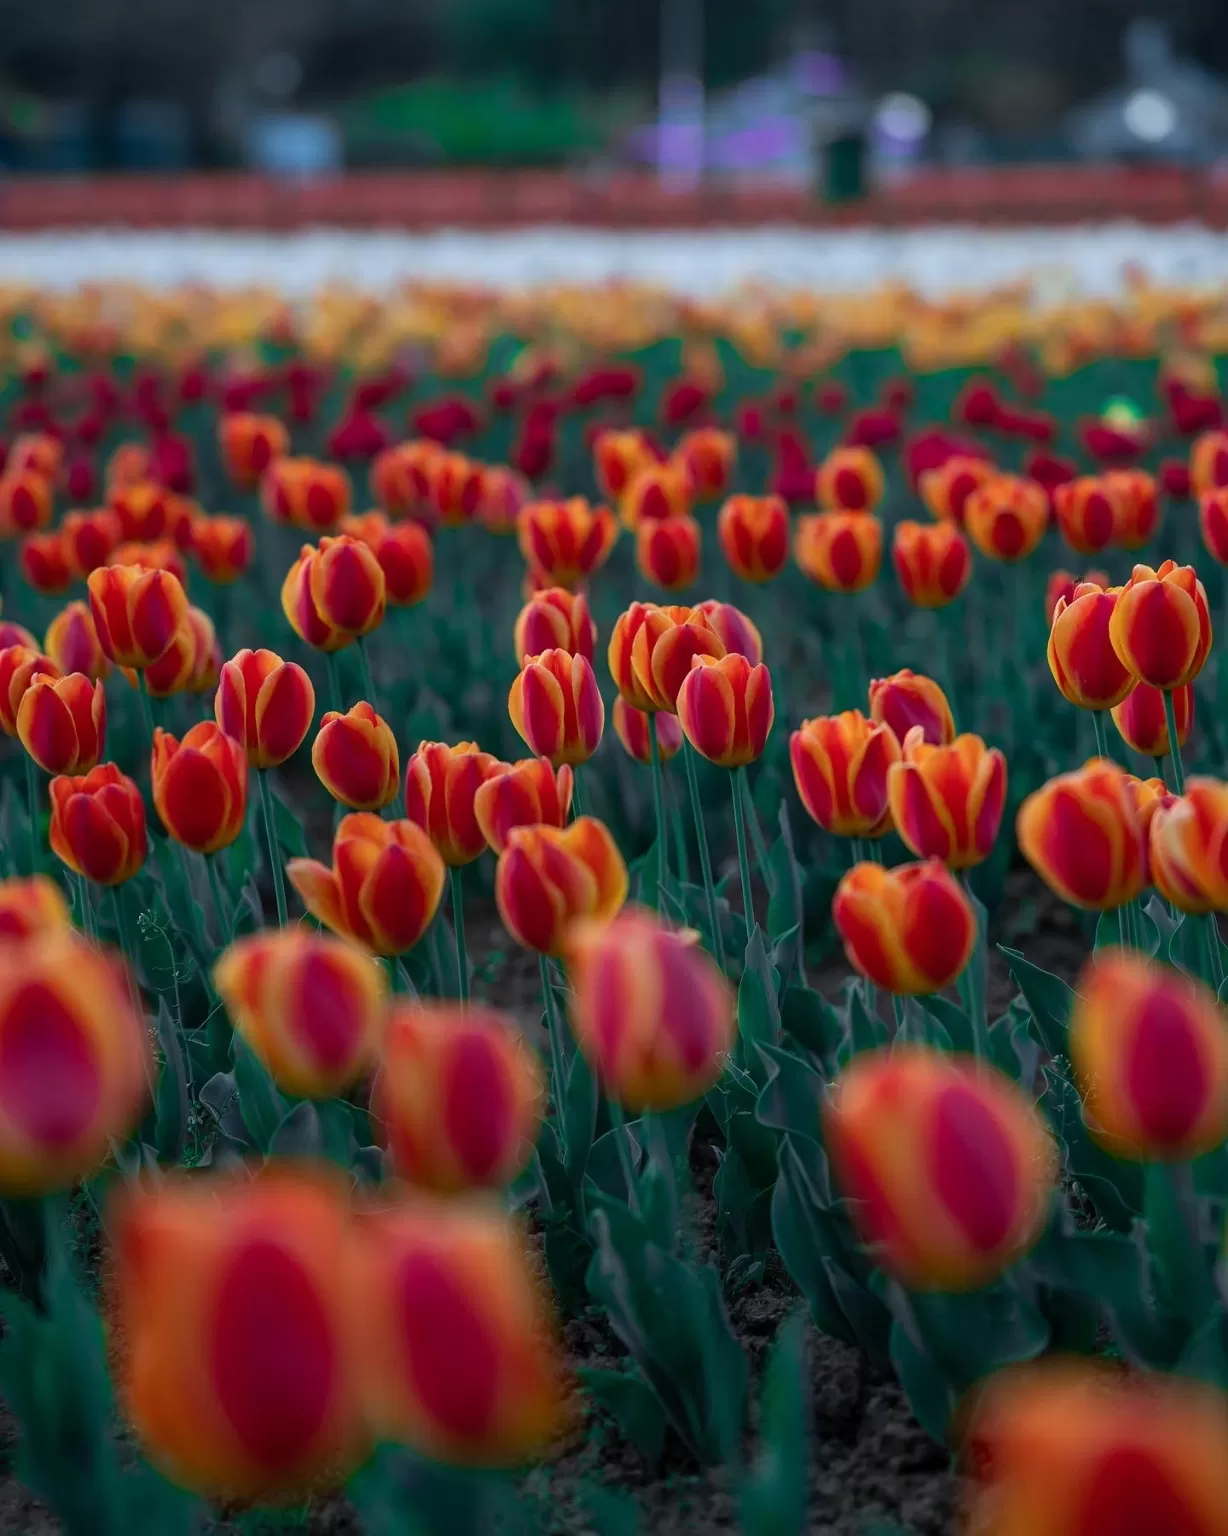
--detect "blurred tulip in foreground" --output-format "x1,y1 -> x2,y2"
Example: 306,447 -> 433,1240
0,874 -> 69,939
1149,779 -> 1228,913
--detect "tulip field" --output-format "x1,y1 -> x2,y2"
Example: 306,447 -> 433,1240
8,275 -> 1228,1534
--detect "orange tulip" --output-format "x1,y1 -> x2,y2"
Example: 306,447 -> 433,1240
16,672 -> 105,774
513,586 -> 595,664
132,605 -> 219,700
593,427 -> 656,501
338,511 -> 432,607
1017,759 -> 1146,910
610,602 -> 726,715
0,645 -> 60,735
674,427 -> 735,501
473,757 -> 573,853
192,515 -> 254,584
311,703 -> 399,811
281,545 -> 348,652
566,907 -> 734,1111
816,445 -> 884,512
87,563 -> 188,669
370,1004 -> 543,1190
1109,559 -> 1212,689
509,650 -> 604,768
1112,679 -> 1193,758
0,874 -> 69,939
219,412 -> 289,490
1149,779 -> 1228,913
619,461 -> 691,531
1199,486 -> 1228,564
105,442 -> 151,495
287,814 -> 446,956
886,729 -> 1007,870
427,451 -> 484,527
8,433 -> 61,483
19,531 -> 71,595
370,439 -> 440,521
868,669 -> 955,747
636,513 -> 701,591
214,930 -> 386,1099
0,469 -> 52,535
108,480 -> 173,542
479,464 -> 530,534
109,537 -> 188,586
891,520 -> 971,608
517,497 -> 618,588
404,740 -> 506,865
495,817 -> 628,955
48,763 -> 146,885
964,473 -> 1049,561
692,598 -> 763,663
262,457 -> 350,532
306,534 -> 386,640
1106,466 -> 1159,550
825,1045 -> 1054,1291
611,698 -> 683,765
0,929 -> 149,1193
151,721 -> 248,854
917,454 -> 992,526
110,1168 -> 367,1502
1053,475 -> 1121,554
717,493 -> 790,582
1126,772 -> 1173,839
61,507 -> 122,576
1044,567 -> 1108,625
1190,426 -> 1228,497
790,710 -> 900,838
794,511 -> 882,592
676,653 -> 774,768
833,860 -> 977,996
215,648 -> 315,769
1047,582 -> 1136,711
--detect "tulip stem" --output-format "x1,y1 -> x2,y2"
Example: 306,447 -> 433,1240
667,767 -> 690,884
110,889 -> 142,1015
1205,916 -> 1224,989
257,771 -> 288,927
204,853 -> 230,946
648,716 -> 668,904
75,874 -> 97,944
1162,689 -> 1186,793
606,1097 -> 641,1215
684,743 -> 724,972
740,770 -> 772,892
570,765 -> 585,819
324,652 -> 343,715
450,866 -> 469,1004
1155,754 -> 1169,791
135,669 -> 157,749
23,753 -> 40,873
731,768 -> 755,943
1091,708 -> 1110,762
356,635 -> 378,712
538,953 -> 568,1146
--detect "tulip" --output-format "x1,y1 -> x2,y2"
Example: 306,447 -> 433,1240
109,1168 -> 367,1502
1017,759 -> 1146,910
219,412 -> 290,489
514,587 -> 595,664
593,427 -> 656,500
215,648 -> 315,769
964,473 -> 1049,561
917,454 -> 992,526
716,494 -> 790,582
0,470 -> 52,535
370,439 -> 440,520
312,702 -> 399,811
480,464 -> 531,534
474,758 -> 573,853
790,710 -> 900,838
262,457 -> 350,531
19,532 -> 71,595
88,564 -> 188,670
1070,949 -> 1228,1160
0,645 -> 60,735
1112,679 -> 1193,759
815,445 -> 884,512
48,763 -> 146,886
509,650 -> 604,769
8,433 -> 61,482
347,1198 -> 567,1466
151,722 -> 248,854
0,874 -> 70,939
611,698 -> 682,765
428,451 -> 484,526
833,860 -> 977,995
109,538 -> 188,587
636,513 -> 701,591
966,1362 -> 1228,1536
692,599 -> 763,663
619,461 -> 691,531
674,428 -> 735,501
339,511 -> 432,607
609,602 -> 726,715
868,669 -> 954,747
280,545 -> 348,652
1044,567 -> 1108,625
496,817 -> 628,955
0,929 -> 149,1193
288,814 -> 446,956
43,604 -> 107,683
1047,582 -> 1136,711
677,653 -> 773,769
214,931 -> 386,1099
16,673 -> 105,775
192,514 -> 254,584
891,520 -> 971,608
404,740 -> 506,866
133,606 -> 218,700
371,1003 -> 543,1190
1106,466 -> 1159,549
794,511 -> 882,593
61,508 -> 122,576
1149,779 -> 1228,913
1190,426 -> 1228,497
886,728 -> 1007,870
566,907 -> 734,1111
1199,487 -> 1228,564
1109,559 -> 1212,692
823,1045 -> 1054,1289
1052,475 -> 1121,554
109,480 -> 172,542
306,534 -> 386,640
517,497 -> 618,588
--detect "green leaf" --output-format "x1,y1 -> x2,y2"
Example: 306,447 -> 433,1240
1175,1307 -> 1228,1391
232,1035 -> 287,1152
1094,908 -> 1124,952
766,804 -> 803,949
1041,1067 -> 1142,1231
738,926 -> 782,1066
919,993 -> 975,1055
152,998 -> 188,1163
846,983 -> 888,1059
270,781 -> 310,859
580,1486 -> 642,1536
1001,946 -> 1077,1059
579,1366 -> 668,1461
562,1044 -> 598,1186
780,986 -> 844,1073
269,1100 -> 323,1158
753,1040 -> 824,1143
739,1311 -> 808,1536
888,1316 -> 957,1446
1144,1163 -> 1217,1328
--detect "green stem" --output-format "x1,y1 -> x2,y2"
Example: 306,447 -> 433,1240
356,634 -> 378,711
1091,707 -> 1110,761
684,742 -> 724,971
570,764 -> 584,819
75,873 -> 97,943
1163,689 -> 1186,793
1155,754 -> 1169,791
257,771 -> 288,926
135,668 -> 157,747
1205,915 -> 1224,990
204,852 -> 230,946
667,765 -> 690,884
23,753 -> 40,874
110,888 -> 142,1013
450,865 -> 469,1004
731,767 -> 754,943
538,953 -> 568,1152
324,651 -> 344,714
606,1097 -> 641,1215
648,715 -> 668,905
741,769 -> 772,891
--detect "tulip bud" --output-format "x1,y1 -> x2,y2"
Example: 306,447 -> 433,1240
1017,759 -> 1146,910
496,817 -> 628,955
49,763 -> 146,886
16,672 -> 105,775
262,457 -> 350,531
611,698 -> 682,765
514,587 -> 595,664
133,605 -> 218,700
886,728 -> 1007,870
717,494 -> 789,583
674,428 -> 735,501
288,814 -> 446,956
636,513 -> 701,591
816,446 -> 884,512
151,721 -> 248,854
370,439 -> 440,521
869,669 -> 954,747
1106,467 -> 1159,549
480,464 -> 531,534
1191,426 -> 1228,497
306,534 -> 386,640
0,874 -> 70,939
509,650 -> 604,769
61,508 -> 122,577
428,451 -> 484,527
1109,559 -> 1212,689
794,511 -> 882,593
192,514 -> 254,584
0,645 -> 60,735
833,860 -> 976,995
219,412 -> 289,490
825,1045 -> 1054,1290
280,545 -> 349,652
1200,487 -> 1228,563
339,511 -> 433,607
19,531 -> 71,595
1149,779 -> 1228,913
473,757 -> 573,854
371,1003 -> 543,1190
1044,567 -> 1108,625
619,461 -> 691,531
593,427 -> 656,501
891,520 -> 971,608
404,740 -> 506,865
790,710 -> 900,837
215,931 -> 386,1099
676,653 -> 774,768
88,563 -> 188,670
692,599 -> 763,664
1112,679 -> 1193,759
964,473 -> 1049,561
215,648 -> 315,769
917,454 -> 992,526
610,603 -> 726,715
44,601 -> 109,681
109,480 -> 172,542
312,702 -> 400,811
1047,582 -> 1136,711
0,470 -> 52,535
1052,475 -> 1121,554
1126,772 -> 1173,839
566,907 -> 734,1111
517,497 -> 618,588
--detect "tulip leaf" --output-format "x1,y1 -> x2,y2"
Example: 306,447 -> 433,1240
739,1310 -> 808,1536
1175,1306 -> 1228,1391
270,781 -> 310,860
562,1045 -> 598,1186
962,881 -> 989,1038
766,803 -> 803,948
919,994 -> 976,1057
779,985 -> 844,1076
887,1316 -> 958,1446
737,928 -> 782,1070
152,997 -> 189,1163
268,1100 -> 322,1159
753,1041 -> 824,1143
770,1138 -> 859,1349
232,1036 -> 287,1153
579,1366 -> 668,1461
1000,946 -> 1077,1060
845,983 -> 888,1060
1143,1163 -> 1218,1329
